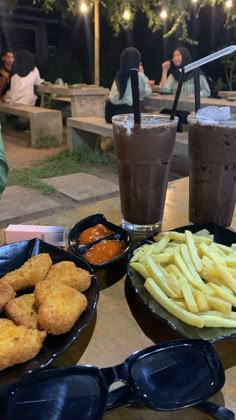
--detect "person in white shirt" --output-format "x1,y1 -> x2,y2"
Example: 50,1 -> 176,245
3,49 -> 44,106
105,47 -> 152,123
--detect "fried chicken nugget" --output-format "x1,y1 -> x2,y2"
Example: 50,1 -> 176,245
5,293 -> 38,329
0,319 -> 46,371
0,282 -> 15,313
45,261 -> 91,292
36,282 -> 87,335
1,253 -> 52,292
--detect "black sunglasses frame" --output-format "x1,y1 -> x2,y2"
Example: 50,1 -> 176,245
0,339 -> 227,420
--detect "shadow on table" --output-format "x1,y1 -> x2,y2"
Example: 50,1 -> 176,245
51,311 -> 97,368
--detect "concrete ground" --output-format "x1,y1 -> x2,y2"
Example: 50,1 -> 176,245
0,127 -> 190,228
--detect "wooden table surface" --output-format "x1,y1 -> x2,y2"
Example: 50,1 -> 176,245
145,93 -> 236,114
5,177 -> 236,419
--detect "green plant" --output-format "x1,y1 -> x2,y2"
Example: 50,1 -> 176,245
8,147 -> 116,194
6,0 -> 236,44
35,132 -> 60,149
223,54 -> 236,91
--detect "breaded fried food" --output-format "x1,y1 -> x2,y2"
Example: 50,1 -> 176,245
5,293 -> 38,329
1,253 -> 52,292
0,319 -> 46,371
0,282 -> 15,313
36,283 -> 87,335
45,261 -> 91,292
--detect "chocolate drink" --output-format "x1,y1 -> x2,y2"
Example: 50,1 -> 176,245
112,115 -> 177,233
188,116 -> 236,226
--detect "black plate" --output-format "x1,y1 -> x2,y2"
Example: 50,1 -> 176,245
0,239 -> 99,385
127,223 -> 236,343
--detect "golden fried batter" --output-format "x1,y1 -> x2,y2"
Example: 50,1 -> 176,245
0,282 -> 15,313
45,261 -> 91,292
1,253 -> 52,292
5,293 -> 38,329
0,319 -> 46,371
36,283 -> 87,335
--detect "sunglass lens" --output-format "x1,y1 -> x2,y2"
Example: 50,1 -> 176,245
7,373 -> 103,420
131,344 -> 223,410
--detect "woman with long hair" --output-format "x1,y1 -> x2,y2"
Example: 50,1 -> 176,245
3,49 -> 43,105
105,47 -> 152,123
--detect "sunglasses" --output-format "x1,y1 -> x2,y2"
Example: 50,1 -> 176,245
0,339 -> 233,420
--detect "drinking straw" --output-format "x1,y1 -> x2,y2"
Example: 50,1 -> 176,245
183,45 -> 236,74
170,70 -> 185,120
194,69 -> 201,113
170,45 -> 236,120
130,69 -> 141,125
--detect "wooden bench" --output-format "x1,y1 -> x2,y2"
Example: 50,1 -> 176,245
67,116 -> 113,150
0,102 -> 63,146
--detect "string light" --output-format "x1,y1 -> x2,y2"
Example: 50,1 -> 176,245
79,1 -> 88,13
225,0 -> 233,8
160,9 -> 168,19
123,9 -> 131,21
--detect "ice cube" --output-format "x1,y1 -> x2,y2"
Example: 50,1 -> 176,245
196,106 -> 231,122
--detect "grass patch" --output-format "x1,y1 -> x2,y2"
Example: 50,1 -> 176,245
8,146 -> 116,195
34,133 -> 60,149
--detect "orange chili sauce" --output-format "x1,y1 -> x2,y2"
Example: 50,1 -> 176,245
84,240 -> 124,265
78,224 -> 114,245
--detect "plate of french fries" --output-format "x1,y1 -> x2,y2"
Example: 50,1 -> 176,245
128,224 -> 236,342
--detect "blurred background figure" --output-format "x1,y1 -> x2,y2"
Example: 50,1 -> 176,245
159,47 -> 210,98
105,46 -> 153,123
3,49 -> 44,106
159,47 -> 211,132
0,50 -> 14,100
0,127 -> 8,197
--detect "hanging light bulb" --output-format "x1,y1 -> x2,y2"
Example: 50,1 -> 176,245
79,1 -> 88,13
225,0 -> 233,8
160,9 -> 168,19
123,9 -> 131,21
192,0 -> 198,3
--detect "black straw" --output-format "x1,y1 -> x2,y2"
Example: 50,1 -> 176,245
170,70 -> 185,120
194,68 -> 201,113
130,69 -> 141,125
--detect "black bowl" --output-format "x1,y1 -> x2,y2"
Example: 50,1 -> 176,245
68,214 -> 132,289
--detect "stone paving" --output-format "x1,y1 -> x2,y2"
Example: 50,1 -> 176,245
0,130 -> 189,227
42,172 -> 119,201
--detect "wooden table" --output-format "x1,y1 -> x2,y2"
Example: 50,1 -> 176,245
145,93 -> 236,114
218,91 -> 236,99
5,177 -> 236,419
37,84 -> 108,118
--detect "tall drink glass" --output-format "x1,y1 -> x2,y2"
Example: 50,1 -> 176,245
188,114 -> 236,226
112,114 -> 178,234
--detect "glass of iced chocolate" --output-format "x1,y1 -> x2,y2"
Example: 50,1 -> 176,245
112,114 -> 178,234
188,108 -> 236,226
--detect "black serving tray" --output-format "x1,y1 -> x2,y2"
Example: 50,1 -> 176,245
0,238 -> 99,385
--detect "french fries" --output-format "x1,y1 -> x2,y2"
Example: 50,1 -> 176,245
130,229 -> 236,329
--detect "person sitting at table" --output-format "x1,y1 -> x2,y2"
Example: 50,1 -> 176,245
3,49 -> 44,106
105,47 -> 153,123
159,47 -> 211,132
0,50 -> 14,100
159,47 -> 211,98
